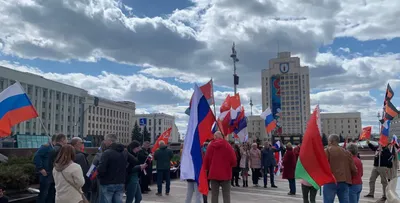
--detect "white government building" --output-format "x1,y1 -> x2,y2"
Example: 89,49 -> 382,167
261,52 -> 311,137
134,113 -> 180,143
0,66 -> 178,145
320,112 -> 362,139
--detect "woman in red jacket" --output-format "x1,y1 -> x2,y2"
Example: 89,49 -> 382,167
282,143 -> 297,195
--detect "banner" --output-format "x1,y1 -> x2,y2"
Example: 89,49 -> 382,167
271,76 -> 282,135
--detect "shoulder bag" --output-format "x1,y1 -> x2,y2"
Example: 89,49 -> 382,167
61,171 -> 89,203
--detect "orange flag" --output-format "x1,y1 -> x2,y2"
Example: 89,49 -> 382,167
152,127 -> 172,153
359,126 -> 372,141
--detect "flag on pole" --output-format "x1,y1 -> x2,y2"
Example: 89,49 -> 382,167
273,141 -> 282,176
260,107 -> 277,134
359,126 -> 372,140
0,82 -> 39,137
185,80 -> 214,115
86,164 -> 98,180
180,84 -> 216,195
295,105 -> 336,190
392,135 -> 398,145
152,127 -> 172,153
379,120 -> 391,146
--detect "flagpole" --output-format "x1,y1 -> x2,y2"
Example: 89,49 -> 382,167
210,78 -> 226,137
39,117 -> 53,147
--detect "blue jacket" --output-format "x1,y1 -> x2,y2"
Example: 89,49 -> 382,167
261,147 -> 278,168
33,144 -> 53,173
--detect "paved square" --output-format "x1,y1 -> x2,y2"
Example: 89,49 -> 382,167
134,160 -> 387,203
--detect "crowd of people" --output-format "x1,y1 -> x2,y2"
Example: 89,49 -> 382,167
33,133 -> 173,203
29,131 -> 399,203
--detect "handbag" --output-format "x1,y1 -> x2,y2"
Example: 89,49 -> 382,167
61,171 -> 89,203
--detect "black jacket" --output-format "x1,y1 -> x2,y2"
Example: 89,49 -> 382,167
154,146 -> 173,170
48,143 -> 62,183
97,143 -> 135,185
369,143 -> 393,168
74,151 -> 91,193
138,148 -> 152,174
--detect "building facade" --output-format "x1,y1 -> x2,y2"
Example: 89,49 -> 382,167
82,97 -> 136,145
320,112 -> 362,139
134,113 -> 180,143
247,116 -> 268,141
261,52 -> 311,136
0,66 -> 87,137
390,115 -> 400,138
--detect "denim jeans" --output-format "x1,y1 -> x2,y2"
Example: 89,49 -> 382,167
185,181 -> 202,203
288,179 -> 296,194
349,184 -> 362,203
126,177 -> 142,203
323,182 -> 349,203
100,184 -> 124,203
157,170 -> 170,194
263,165 -> 275,187
36,175 -> 49,203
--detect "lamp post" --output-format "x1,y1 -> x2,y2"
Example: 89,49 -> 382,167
250,98 -> 253,116
377,112 -> 381,133
230,42 -> 239,94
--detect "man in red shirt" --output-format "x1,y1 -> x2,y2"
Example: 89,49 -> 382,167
347,143 -> 363,203
203,131 -> 237,203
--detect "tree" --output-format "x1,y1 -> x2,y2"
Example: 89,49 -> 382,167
339,134 -> 345,143
322,133 -> 328,146
131,121 -> 142,143
142,126 -> 151,142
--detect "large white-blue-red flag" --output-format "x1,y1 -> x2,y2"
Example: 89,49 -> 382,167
180,84 -> 216,195
0,82 -> 38,137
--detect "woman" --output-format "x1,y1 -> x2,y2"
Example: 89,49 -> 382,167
249,143 -> 261,187
282,143 -> 296,195
347,143 -> 363,203
240,143 -> 250,187
53,145 -> 85,203
301,180 -> 317,203
90,141 -> 107,203
231,144 -> 241,187
126,141 -> 147,203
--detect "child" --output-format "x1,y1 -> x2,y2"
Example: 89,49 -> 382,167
0,184 -> 9,203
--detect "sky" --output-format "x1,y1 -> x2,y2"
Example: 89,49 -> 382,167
0,0 -> 399,136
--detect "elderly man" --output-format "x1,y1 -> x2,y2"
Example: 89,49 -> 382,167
323,134 -> 357,203
71,137 -> 91,199
261,141 -> 279,188
204,131 -> 237,203
154,140 -> 173,196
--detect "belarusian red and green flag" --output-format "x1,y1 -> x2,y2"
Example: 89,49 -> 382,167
295,105 -> 336,189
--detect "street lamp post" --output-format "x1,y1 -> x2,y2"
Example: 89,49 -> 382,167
377,112 -> 381,133
250,98 -> 253,116
230,42 -> 239,95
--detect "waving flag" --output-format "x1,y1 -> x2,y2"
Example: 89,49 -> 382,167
185,79 -> 214,115
229,93 -> 241,126
260,108 -> 277,134
359,126 -> 372,140
273,141 -> 282,176
379,120 -> 391,146
0,82 -> 38,137
152,127 -> 172,153
233,107 -> 248,142
295,105 -> 336,190
218,95 -> 234,136
180,84 -> 216,195
86,164 -> 98,180
392,135 -> 398,145
384,83 -> 394,105
384,100 -> 400,121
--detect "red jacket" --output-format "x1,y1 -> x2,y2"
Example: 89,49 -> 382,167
203,138 -> 236,181
351,156 -> 363,185
282,149 -> 296,180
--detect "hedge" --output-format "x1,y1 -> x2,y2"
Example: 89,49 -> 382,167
0,156 -> 36,191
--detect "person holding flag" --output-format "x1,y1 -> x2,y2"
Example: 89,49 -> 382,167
261,141 -> 279,188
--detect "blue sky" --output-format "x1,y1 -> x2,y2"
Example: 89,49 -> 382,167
0,0 -> 399,134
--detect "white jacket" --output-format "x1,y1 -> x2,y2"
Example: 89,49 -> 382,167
53,162 -> 85,203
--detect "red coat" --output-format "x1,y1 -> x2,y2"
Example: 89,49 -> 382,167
203,138 -> 236,181
282,149 -> 296,179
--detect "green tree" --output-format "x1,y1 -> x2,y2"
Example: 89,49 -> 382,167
322,133 -> 328,146
131,121 -> 142,143
142,126 -> 151,142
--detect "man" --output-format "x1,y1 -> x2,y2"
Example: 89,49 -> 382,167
33,135 -> 56,203
138,141 -> 152,194
203,131 -> 237,203
154,140 -> 173,196
323,134 -> 357,203
46,134 -> 67,203
70,137 -> 91,199
97,134 -> 135,203
261,141 -> 278,188
364,140 -> 393,202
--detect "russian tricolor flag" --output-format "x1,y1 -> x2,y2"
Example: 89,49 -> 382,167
86,164 -> 98,180
260,107 -> 277,134
0,82 -> 38,137
180,84 -> 215,195
273,141 -> 282,176
379,120 -> 391,146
